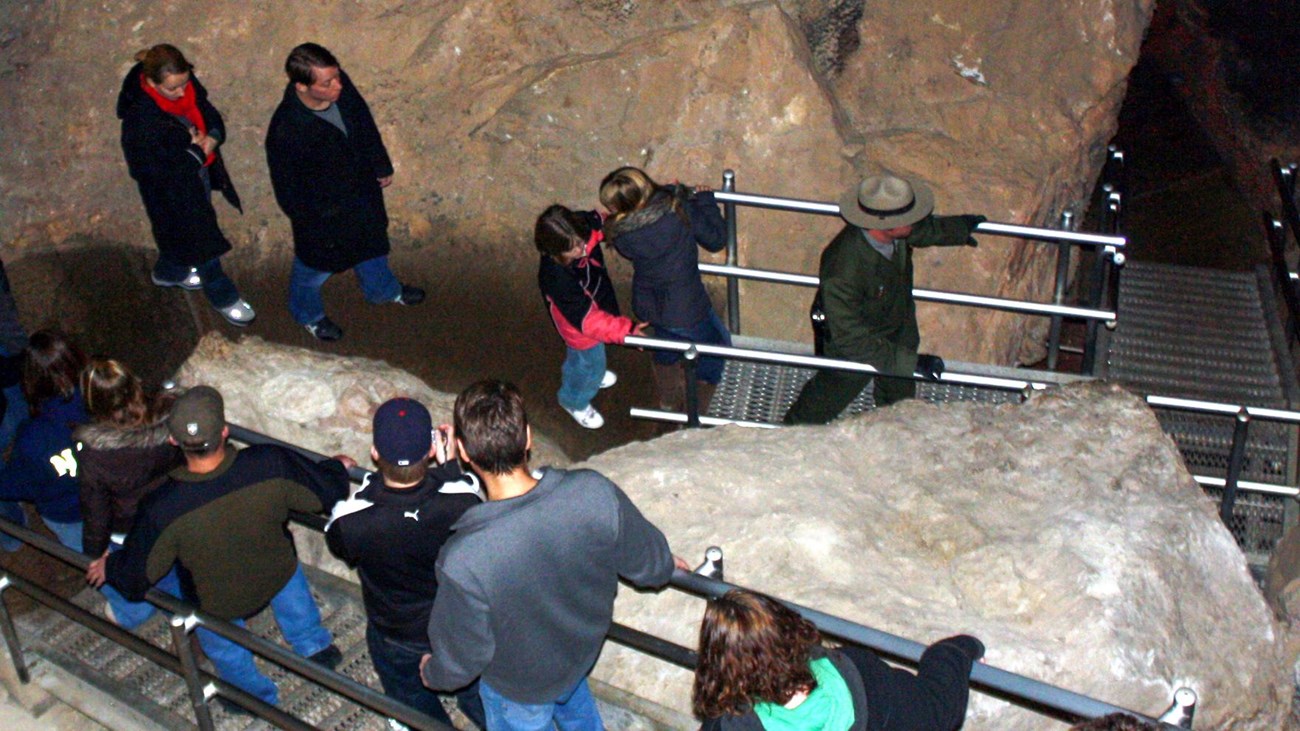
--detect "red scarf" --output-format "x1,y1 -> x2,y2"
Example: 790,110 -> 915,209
140,73 -> 214,166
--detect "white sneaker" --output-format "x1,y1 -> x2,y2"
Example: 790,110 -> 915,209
599,370 -> 617,389
151,267 -> 203,290
216,298 -> 256,327
103,602 -> 119,626
566,404 -> 604,429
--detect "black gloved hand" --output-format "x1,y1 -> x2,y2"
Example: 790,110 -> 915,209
916,353 -> 945,380
937,634 -> 986,663
960,214 -> 987,246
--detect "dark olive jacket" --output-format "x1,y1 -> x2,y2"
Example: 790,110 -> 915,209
818,215 -> 971,370
117,64 -> 240,267
265,70 -> 393,273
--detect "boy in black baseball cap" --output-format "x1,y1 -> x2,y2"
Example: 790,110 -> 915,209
325,397 -> 485,727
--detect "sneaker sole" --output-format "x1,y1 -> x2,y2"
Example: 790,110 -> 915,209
151,276 -> 203,291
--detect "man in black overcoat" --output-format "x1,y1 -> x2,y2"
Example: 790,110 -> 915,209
266,43 -> 425,342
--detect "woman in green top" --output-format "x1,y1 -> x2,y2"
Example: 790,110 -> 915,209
693,590 -> 983,731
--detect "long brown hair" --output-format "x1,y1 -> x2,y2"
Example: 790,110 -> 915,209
599,166 -> 685,230
22,329 -> 86,416
692,589 -> 821,719
81,358 -> 154,428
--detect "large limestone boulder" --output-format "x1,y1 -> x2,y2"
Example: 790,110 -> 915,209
0,0 -> 1151,366
170,333 -> 571,579
590,382 -> 1289,730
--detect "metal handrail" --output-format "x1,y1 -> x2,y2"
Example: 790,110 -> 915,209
1268,159 -> 1300,346
0,418 -> 1222,728
670,571 -> 1180,729
710,168 -> 1126,374
221,424 -> 1186,728
710,190 -> 1126,248
620,336 -> 1300,505
0,506 -> 454,730
623,334 -> 1050,393
697,263 -> 1117,322
1145,394 -> 1300,424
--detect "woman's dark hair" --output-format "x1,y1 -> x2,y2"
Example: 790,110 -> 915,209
134,44 -> 194,83
453,380 -> 529,475
534,205 -> 593,258
81,358 -> 154,428
285,42 -> 340,86
22,329 -> 86,416
1071,714 -> 1161,731
692,589 -> 821,719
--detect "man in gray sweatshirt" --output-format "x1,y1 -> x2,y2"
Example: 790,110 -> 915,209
420,380 -> 686,730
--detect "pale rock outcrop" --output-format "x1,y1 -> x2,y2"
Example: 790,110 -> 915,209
171,333 -> 571,579
1,0 -> 1152,367
589,382 -> 1288,730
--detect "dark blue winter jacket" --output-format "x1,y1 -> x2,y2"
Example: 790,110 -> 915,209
0,393 -> 88,524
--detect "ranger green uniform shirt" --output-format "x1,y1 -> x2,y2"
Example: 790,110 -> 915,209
819,214 -> 973,370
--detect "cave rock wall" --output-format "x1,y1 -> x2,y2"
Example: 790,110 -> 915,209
0,0 -> 1152,364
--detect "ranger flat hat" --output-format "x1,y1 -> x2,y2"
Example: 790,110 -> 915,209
838,175 -> 935,229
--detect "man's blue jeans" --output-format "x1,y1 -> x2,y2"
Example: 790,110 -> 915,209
366,624 -> 485,729
154,255 -> 241,310
101,542 -> 183,629
479,676 -> 603,731
0,510 -> 78,554
195,563 -> 333,706
44,518 -> 83,553
288,255 -> 401,326
557,345 -> 606,412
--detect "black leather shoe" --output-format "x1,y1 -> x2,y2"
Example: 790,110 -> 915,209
305,317 -> 343,342
306,644 -> 343,671
394,284 -> 426,306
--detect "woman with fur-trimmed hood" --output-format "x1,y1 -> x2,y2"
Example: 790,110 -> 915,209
75,359 -> 182,627
599,166 -> 730,416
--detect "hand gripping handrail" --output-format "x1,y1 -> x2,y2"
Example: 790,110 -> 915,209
710,190 -> 1127,249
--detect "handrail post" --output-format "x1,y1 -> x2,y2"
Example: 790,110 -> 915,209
1046,210 -> 1075,370
683,347 -> 701,428
1264,216 -> 1300,346
1083,182 -> 1122,375
169,614 -> 216,731
722,169 -> 740,334
1158,687 -> 1197,729
1220,408 -> 1252,524
693,546 -> 724,580
0,575 -> 30,684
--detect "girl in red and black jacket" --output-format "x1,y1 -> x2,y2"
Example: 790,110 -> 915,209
535,205 -> 646,430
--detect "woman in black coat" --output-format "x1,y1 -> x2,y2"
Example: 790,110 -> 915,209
599,166 -> 730,415
117,44 -> 254,326
693,590 -> 983,731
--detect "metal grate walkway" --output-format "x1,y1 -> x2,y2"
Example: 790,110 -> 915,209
1104,261 -> 1300,561
10,567 -> 471,731
707,337 -> 1078,424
